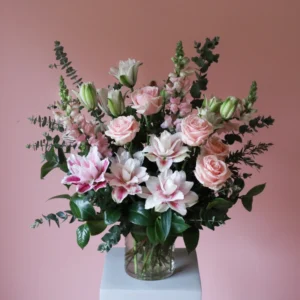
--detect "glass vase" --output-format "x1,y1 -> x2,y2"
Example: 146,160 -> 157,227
125,233 -> 175,281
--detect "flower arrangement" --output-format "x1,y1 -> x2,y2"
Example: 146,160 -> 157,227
29,37 -> 274,280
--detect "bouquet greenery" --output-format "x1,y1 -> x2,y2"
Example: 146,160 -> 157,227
29,37 -> 274,279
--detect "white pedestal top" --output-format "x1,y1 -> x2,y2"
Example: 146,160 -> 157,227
100,248 -> 202,300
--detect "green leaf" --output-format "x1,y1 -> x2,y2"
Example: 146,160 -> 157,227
161,209 -> 172,241
171,213 -> 190,234
48,194 -> 71,200
241,195 -> 253,212
128,202 -> 153,226
40,160 -> 58,179
44,146 -> 58,163
183,227 -> 199,254
76,224 -> 90,249
58,148 -> 68,172
155,218 -> 165,243
246,183 -> 266,197
70,198 -> 96,220
104,209 -> 121,225
190,82 -> 201,98
87,219 -> 107,236
146,226 -> 157,244
207,198 -> 233,210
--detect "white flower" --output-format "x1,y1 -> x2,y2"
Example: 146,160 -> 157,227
73,82 -> 97,110
139,170 -> 198,216
109,59 -> 142,88
97,88 -> 125,117
143,131 -> 189,171
106,149 -> 149,203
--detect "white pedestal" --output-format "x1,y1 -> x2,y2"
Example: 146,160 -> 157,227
100,248 -> 202,300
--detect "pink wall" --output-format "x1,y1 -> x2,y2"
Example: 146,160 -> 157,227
1,0 -> 299,299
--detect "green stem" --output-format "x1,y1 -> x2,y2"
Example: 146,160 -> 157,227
133,240 -> 138,275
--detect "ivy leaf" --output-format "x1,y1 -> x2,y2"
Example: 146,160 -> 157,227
171,213 -> 190,234
104,209 -> 121,225
128,202 -> 153,226
76,224 -> 90,249
183,227 -> 199,254
70,198 -> 96,221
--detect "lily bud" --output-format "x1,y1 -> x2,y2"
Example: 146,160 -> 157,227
77,82 -> 97,110
220,97 -> 238,120
107,89 -> 125,117
203,96 -> 222,112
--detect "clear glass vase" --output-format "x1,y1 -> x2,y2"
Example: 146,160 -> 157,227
125,233 -> 175,280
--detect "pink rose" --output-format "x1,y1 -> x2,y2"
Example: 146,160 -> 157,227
131,86 -> 163,115
202,136 -> 229,160
194,155 -> 231,191
181,114 -> 214,146
105,116 -> 140,145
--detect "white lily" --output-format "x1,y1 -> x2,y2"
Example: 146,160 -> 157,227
109,59 -> 142,88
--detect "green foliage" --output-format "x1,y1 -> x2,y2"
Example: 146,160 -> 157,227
128,201 -> 154,226
28,116 -> 64,133
76,224 -> 90,249
160,209 -> 172,241
70,197 -> 96,220
86,219 -> 107,236
227,140 -> 273,171
183,227 -> 199,254
190,37 -> 220,99
49,41 -> 83,86
98,225 -> 121,252
40,145 -> 68,179
224,133 -> 243,145
239,116 -> 275,134
104,208 -> 121,225
48,194 -> 71,200
247,81 -> 257,104
31,210 -> 75,228
171,213 -> 190,234
241,183 -> 266,212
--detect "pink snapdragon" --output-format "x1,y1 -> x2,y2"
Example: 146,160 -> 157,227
143,131 -> 189,171
140,170 -> 198,216
88,132 -> 112,157
106,149 -> 149,203
61,146 -> 109,193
